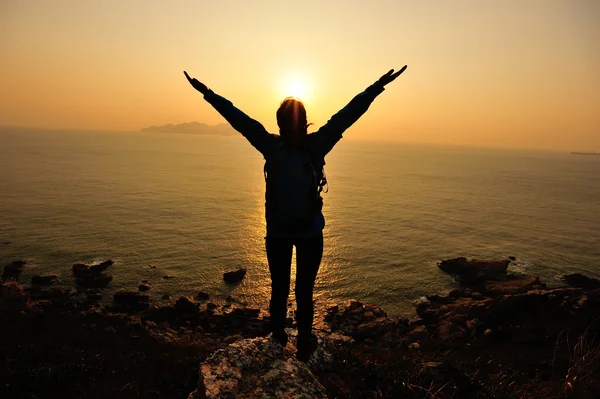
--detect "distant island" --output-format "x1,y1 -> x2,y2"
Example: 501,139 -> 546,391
571,151 -> 599,156
139,122 -> 235,136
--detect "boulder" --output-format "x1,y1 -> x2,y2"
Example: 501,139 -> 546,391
363,304 -> 386,318
405,325 -> 431,344
438,257 -> 510,283
3,260 -> 26,280
345,299 -> 363,311
223,268 -> 247,284
141,305 -> 176,322
72,261 -> 113,288
323,301 -> 402,342
354,317 -> 395,339
326,304 -> 339,313
563,273 -> 600,290
72,263 -> 89,276
89,259 -> 113,273
138,284 -> 151,292
0,281 -> 29,311
197,291 -> 210,300
483,275 -> 546,297
175,296 -> 199,315
414,283 -> 600,349
111,292 -> 149,312
31,275 -> 58,286
187,331 -> 343,399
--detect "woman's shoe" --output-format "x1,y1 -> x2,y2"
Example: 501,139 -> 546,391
296,333 -> 317,362
272,330 -> 288,347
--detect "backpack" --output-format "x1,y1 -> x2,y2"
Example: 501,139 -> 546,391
264,147 -> 328,231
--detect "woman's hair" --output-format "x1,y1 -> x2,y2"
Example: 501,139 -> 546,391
276,97 -> 309,141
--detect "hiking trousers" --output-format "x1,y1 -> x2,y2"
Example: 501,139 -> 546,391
266,234 -> 323,339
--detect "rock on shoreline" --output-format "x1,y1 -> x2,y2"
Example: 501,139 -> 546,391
223,268 -> 247,284
72,259 -> 114,288
563,272 -> 600,290
2,260 -> 27,280
438,257 -> 510,283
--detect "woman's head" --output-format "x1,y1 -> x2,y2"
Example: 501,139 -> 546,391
276,97 -> 308,142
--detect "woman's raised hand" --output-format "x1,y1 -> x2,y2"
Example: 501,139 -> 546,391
377,66 -> 407,87
184,71 -> 209,95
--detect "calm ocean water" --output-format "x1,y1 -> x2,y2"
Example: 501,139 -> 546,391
1,129 -> 599,316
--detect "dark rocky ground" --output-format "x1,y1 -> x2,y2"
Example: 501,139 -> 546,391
1,309 -> 218,398
1,258 -> 599,398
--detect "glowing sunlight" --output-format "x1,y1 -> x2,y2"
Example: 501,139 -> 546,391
280,74 -> 311,101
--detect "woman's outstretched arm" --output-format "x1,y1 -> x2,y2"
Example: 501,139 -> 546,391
184,71 -> 275,155
313,66 -> 407,157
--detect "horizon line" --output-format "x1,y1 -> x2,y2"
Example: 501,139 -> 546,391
0,124 -> 589,153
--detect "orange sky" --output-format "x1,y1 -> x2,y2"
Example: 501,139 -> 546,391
1,1 -> 598,150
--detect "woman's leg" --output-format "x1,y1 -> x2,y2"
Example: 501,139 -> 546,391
294,234 -> 324,346
266,236 -> 293,345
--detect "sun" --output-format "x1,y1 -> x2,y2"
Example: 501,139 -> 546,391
280,75 -> 311,100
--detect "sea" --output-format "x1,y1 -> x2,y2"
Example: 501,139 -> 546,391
1,128 -> 599,316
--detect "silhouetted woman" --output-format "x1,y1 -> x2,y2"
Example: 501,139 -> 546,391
184,66 -> 407,361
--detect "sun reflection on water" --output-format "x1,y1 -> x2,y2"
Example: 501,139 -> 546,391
234,181 -> 340,307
